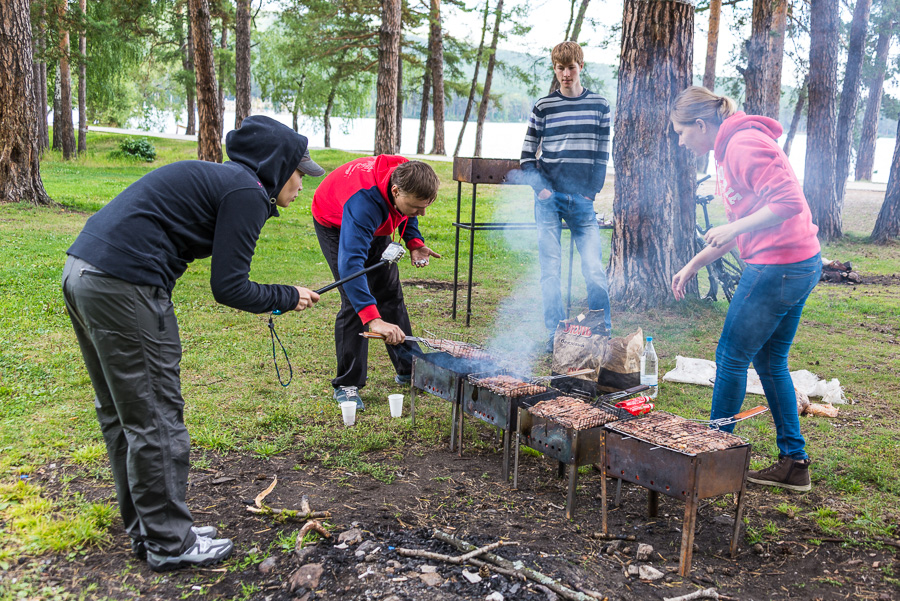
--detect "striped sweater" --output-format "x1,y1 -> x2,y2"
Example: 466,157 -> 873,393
519,89 -> 611,199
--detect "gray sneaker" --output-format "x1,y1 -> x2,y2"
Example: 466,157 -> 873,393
147,535 -> 234,572
334,386 -> 364,411
132,525 -> 219,560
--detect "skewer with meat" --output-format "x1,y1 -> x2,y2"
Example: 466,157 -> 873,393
529,396 -> 621,430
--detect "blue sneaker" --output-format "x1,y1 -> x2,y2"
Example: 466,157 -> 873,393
334,386 -> 364,411
395,374 -> 411,385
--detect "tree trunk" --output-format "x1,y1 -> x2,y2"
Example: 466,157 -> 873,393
235,0 -> 251,128
569,0 -> 590,42
610,0 -> 695,308
291,75 -> 305,132
218,22 -> 227,129
182,9 -> 197,136
453,0 -> 489,157
743,0 -> 787,119
52,64 -> 59,150
0,0 -> 52,204
324,85 -> 336,148
36,4 -> 48,151
783,74 -> 808,157
417,53 -> 431,155
855,26 -> 892,181
804,0 -> 841,240
396,47 -> 403,153
475,0 -> 503,158
77,0 -> 86,153
429,0 -> 446,155
564,0 -> 576,40
834,0 -> 872,204
871,118 -> 900,243
190,0 -> 222,162
696,0 -> 721,172
55,0 -> 76,160
374,0 -> 401,155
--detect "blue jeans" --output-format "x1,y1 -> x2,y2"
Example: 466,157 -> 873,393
534,192 -> 612,332
710,253 -> 822,460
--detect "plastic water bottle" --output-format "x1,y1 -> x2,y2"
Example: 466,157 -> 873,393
640,336 -> 658,399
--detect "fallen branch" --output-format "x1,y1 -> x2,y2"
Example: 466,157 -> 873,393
433,529 -> 593,601
254,476 -> 278,507
396,540 -> 515,564
872,536 -> 900,549
663,588 -> 738,601
591,532 -> 636,541
245,506 -> 331,520
298,519 -> 331,540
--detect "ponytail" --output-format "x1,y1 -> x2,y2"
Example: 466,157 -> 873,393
671,86 -> 737,126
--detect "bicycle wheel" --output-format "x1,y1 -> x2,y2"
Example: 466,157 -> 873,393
712,250 -> 744,301
694,233 -> 719,301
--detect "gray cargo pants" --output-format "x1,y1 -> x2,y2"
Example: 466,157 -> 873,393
62,255 -> 195,556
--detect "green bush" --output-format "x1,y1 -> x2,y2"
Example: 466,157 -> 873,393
111,137 -> 157,162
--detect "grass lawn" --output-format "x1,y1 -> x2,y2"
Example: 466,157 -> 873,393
1,132 -> 898,576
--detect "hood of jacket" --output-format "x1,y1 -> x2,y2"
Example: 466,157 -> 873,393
714,112 -> 783,162
225,115 -> 308,199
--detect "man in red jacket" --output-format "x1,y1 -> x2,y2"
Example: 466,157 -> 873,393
312,156 -> 441,410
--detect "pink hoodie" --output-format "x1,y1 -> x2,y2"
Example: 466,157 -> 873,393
714,112 -> 820,264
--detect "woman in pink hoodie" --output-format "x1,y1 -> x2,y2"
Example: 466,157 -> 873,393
670,86 -> 822,493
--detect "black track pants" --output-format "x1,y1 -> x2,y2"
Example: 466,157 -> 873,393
62,255 -> 195,556
313,221 -> 419,389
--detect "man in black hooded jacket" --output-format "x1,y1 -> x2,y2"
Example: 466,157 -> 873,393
62,116 -> 322,571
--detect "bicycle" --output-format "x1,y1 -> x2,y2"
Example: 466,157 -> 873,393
694,175 -> 745,302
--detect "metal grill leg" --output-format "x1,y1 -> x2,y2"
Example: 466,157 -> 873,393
513,427 -> 521,490
410,386 -> 417,428
501,429 -> 510,481
614,478 -> 623,507
566,463 -> 578,520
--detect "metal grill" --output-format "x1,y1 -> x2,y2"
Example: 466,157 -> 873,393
606,410 -> 745,456
526,396 -> 631,430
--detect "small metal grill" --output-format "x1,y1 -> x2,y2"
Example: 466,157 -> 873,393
513,389 -> 645,520
460,370 -> 560,481
601,410 -> 757,577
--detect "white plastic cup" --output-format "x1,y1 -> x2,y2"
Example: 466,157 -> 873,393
388,394 -> 404,418
340,401 -> 357,426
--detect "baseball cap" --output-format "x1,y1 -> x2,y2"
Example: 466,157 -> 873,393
297,149 -> 325,177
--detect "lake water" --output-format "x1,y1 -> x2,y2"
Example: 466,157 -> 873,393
119,108 -> 896,184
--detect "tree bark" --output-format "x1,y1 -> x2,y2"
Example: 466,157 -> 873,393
475,0 -> 503,158
324,85 -> 336,148
181,6 -> 197,136
235,0 -> 251,128
855,26 -> 892,181
871,118 -> 900,243
453,0 -> 489,157
417,53 -> 432,155
783,74 -> 808,157
291,75 -> 305,133
52,64 -> 59,150
374,0 -> 401,155
1,0 -> 51,204
77,0 -> 86,153
218,21 -> 227,129
396,47 -> 403,153
36,3 -> 48,150
743,0 -> 787,119
569,0 -> 590,42
804,0 -> 841,240
429,0 -> 446,155
834,0 -> 872,204
697,0 -> 722,172
610,0 -> 696,308
190,0 -> 222,162
55,0 -> 76,159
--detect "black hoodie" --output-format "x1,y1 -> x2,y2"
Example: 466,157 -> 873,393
67,116 -> 304,313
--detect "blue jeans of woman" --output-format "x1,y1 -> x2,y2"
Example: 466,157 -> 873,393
534,192 -> 612,333
710,253 -> 822,460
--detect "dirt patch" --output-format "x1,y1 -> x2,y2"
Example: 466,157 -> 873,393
14,435 -> 900,601
403,278 -> 476,291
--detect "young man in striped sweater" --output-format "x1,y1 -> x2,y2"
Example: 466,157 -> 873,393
520,41 -> 613,352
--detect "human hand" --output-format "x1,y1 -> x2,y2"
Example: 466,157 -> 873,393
367,318 -> 405,345
537,188 -> 552,200
411,246 -> 442,267
704,223 -> 738,248
671,265 -> 697,301
293,287 -> 320,311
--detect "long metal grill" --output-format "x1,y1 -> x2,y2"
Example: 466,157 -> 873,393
467,372 -> 548,398
527,396 -> 633,430
607,410 -> 745,455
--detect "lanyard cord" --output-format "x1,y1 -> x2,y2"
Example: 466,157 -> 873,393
268,316 -> 292,387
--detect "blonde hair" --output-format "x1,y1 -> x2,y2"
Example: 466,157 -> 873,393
551,41 -> 584,67
671,86 -> 737,126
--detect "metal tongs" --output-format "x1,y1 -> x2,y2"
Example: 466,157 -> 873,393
689,405 -> 769,431
531,368 -> 595,382
359,332 -> 482,354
